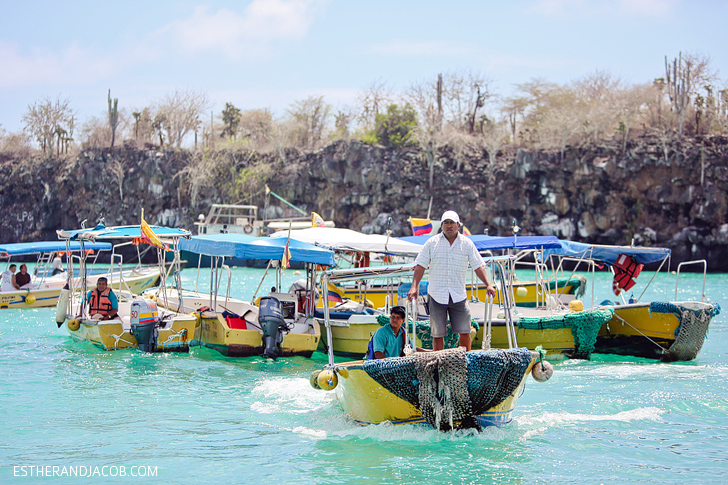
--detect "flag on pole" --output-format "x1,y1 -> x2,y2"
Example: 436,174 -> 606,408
311,212 -> 325,227
462,225 -> 472,236
409,218 -> 432,236
281,239 -> 292,269
141,209 -> 168,250
327,282 -> 344,303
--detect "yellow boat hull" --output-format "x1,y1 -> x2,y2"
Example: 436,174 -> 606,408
472,324 -> 575,359
318,315 -> 424,359
333,353 -> 537,427
194,313 -> 321,358
66,315 -> 195,352
0,287 -> 64,309
340,279 -> 583,309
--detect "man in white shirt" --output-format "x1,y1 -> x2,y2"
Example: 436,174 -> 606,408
408,211 -> 496,351
1,264 -> 17,292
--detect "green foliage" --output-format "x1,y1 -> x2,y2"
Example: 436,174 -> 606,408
365,103 -> 417,148
221,102 -> 241,139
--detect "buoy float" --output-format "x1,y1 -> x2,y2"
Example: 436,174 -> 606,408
316,369 -> 338,390
569,299 -> 584,312
24,293 -> 36,305
56,288 -> 69,324
310,370 -> 322,390
67,318 -> 81,331
532,360 -> 554,382
516,287 -> 528,297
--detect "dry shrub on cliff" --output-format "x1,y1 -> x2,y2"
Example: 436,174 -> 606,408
176,149 -> 273,206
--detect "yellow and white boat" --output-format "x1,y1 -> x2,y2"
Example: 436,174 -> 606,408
56,222 -> 196,353
63,290 -> 196,352
542,241 -> 720,361
176,233 -> 336,359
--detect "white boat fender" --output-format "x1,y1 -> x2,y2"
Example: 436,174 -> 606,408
532,360 -> 553,382
531,345 -> 553,382
56,288 -> 70,324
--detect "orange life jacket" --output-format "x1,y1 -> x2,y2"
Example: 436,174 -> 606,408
89,288 -> 113,315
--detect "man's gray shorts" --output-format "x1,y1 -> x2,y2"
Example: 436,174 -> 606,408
428,295 -> 471,338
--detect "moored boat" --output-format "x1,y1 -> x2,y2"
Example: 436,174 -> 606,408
542,240 -> 721,361
176,233 -> 336,359
56,221 -> 196,353
311,255 -> 554,429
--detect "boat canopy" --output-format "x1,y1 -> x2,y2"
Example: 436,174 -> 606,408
270,227 -> 423,256
57,224 -> 191,241
0,241 -> 112,257
400,234 -> 562,251
541,240 -> 671,266
178,233 -> 336,266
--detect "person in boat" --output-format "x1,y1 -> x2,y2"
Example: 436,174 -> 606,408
1,264 -> 16,292
408,210 -> 496,352
369,306 -> 430,359
13,264 -> 32,289
51,256 -> 64,276
85,277 -> 119,321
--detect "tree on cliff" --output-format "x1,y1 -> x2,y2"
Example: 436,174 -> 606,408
221,103 -> 242,140
22,96 -> 75,155
155,90 -> 210,148
664,52 -> 717,138
356,80 -> 393,132
363,103 -> 417,148
286,96 -> 331,150
108,90 -> 119,148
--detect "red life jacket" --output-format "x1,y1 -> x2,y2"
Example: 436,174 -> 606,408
89,288 -> 113,316
612,254 -> 644,296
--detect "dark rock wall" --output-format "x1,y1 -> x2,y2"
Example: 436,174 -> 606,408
1,137 -> 726,270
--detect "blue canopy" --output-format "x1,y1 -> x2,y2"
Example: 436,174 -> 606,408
0,241 -> 112,257
400,234 -> 562,251
57,224 -> 191,241
179,234 -> 336,266
541,240 -> 671,266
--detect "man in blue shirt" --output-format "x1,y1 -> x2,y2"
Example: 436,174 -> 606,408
371,306 -> 429,359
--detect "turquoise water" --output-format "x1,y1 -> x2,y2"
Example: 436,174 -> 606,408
1,268 -> 726,484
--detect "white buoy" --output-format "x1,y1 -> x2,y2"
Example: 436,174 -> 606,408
55,288 -> 70,324
532,360 -> 554,382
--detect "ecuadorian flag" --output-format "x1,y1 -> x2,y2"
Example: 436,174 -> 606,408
327,282 -> 344,303
410,218 -> 432,236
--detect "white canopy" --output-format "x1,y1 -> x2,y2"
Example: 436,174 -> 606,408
270,227 -> 423,256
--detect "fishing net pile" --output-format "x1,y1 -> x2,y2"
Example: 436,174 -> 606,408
650,302 -> 721,362
516,308 -> 614,359
375,314 -> 480,350
362,347 -> 532,430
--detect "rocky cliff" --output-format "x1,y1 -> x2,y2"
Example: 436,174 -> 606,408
1,136 -> 726,271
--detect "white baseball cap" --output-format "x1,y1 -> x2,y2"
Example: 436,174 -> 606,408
440,210 -> 460,224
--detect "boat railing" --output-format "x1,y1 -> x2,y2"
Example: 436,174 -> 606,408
548,255 -> 598,308
674,259 -> 708,302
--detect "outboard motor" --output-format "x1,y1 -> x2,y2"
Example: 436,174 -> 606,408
259,296 -> 288,360
131,299 -> 160,353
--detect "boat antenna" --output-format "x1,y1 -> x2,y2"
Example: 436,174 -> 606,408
384,216 -> 392,254
426,196 -> 433,220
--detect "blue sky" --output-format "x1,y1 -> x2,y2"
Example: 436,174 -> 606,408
1,0 -> 726,135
